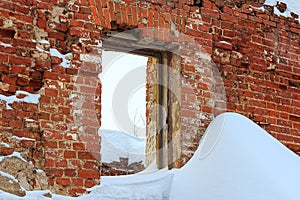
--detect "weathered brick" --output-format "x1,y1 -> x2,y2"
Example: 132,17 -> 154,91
57,178 -> 71,187
78,170 -> 100,178
0,0 -> 299,197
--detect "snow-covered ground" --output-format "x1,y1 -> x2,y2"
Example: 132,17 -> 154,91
1,113 -> 300,199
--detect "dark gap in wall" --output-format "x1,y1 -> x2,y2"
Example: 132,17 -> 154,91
0,29 -> 16,38
289,115 -> 300,122
289,80 -> 299,88
193,0 -> 202,7
279,84 -> 287,90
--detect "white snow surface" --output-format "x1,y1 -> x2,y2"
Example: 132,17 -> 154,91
0,152 -> 28,163
264,0 -> 300,23
49,48 -> 72,68
219,40 -> 231,45
169,112 -> 300,200
0,42 -> 12,47
0,142 -> 10,148
98,129 -> 146,164
0,171 -> 18,182
36,46 -> 48,53
36,43 -> 72,68
38,40 -> 50,45
1,113 -> 300,199
0,90 -> 40,110
11,136 -> 36,141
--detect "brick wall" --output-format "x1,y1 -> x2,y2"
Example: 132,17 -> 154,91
86,0 -> 300,165
0,0 -> 102,196
0,0 -> 299,197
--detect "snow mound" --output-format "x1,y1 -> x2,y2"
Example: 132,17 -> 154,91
85,168 -> 173,200
98,129 -> 145,164
170,112 -> 300,200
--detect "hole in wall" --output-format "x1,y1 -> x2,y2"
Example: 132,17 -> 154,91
98,50 -> 149,175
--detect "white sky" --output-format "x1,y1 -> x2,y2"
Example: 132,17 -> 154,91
99,51 -> 148,138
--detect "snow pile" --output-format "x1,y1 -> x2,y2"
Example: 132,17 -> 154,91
170,113 -> 300,200
264,0 -> 300,23
98,129 -> 146,164
0,169 -> 173,200
0,190 -> 76,200
85,169 -> 173,200
0,90 -> 40,110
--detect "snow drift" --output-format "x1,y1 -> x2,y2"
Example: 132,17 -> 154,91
170,112 -> 300,200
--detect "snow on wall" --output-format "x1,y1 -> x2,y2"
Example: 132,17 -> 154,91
0,171 -> 18,183
0,152 -> 28,163
0,90 -> 40,110
35,40 -> 72,68
0,143 -> 10,148
0,42 -> 12,47
49,49 -> 72,69
11,136 -> 36,141
264,0 -> 300,23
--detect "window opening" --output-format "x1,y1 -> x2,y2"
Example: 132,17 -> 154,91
99,50 -> 149,175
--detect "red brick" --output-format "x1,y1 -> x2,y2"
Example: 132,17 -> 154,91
64,150 -> 76,158
0,147 -> 14,156
43,130 -> 63,140
78,152 -> 95,160
45,88 -> 58,97
44,158 -> 55,167
78,169 -> 100,178
73,143 -> 85,150
85,179 -> 96,188
13,130 -> 40,140
50,114 -> 64,122
220,13 -> 238,23
68,188 -> 86,197
69,28 -> 90,37
21,140 -> 35,148
43,141 -> 57,148
8,120 -> 23,128
83,161 -> 97,169
65,169 -> 77,176
2,75 -> 17,84
0,63 -> 9,72
72,178 -> 84,187
48,32 -> 65,41
57,178 -> 70,187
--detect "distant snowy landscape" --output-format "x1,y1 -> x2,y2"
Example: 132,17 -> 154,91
98,129 -> 146,165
